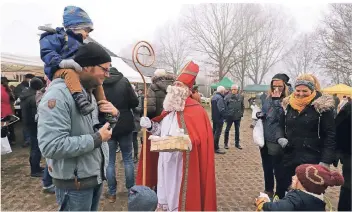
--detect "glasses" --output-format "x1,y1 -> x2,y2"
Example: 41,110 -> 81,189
272,86 -> 284,88
97,65 -> 110,73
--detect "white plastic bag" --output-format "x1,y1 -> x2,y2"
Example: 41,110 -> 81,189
251,104 -> 261,120
1,136 -> 12,155
253,119 -> 264,148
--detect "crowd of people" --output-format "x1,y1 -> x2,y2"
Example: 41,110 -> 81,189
210,72 -> 351,211
1,4 -> 351,212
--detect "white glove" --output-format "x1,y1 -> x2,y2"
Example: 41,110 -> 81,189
140,117 -> 151,129
59,59 -> 82,72
277,138 -> 288,148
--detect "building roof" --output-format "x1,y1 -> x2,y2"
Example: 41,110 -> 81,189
121,58 -> 158,77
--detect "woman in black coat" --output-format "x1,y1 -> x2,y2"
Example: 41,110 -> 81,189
280,74 -> 336,195
335,101 -> 351,211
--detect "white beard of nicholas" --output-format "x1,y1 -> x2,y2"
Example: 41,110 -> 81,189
163,85 -> 189,112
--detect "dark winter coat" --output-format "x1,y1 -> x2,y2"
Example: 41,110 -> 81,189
211,92 -> 226,123
263,190 -> 326,211
103,69 -> 139,137
261,96 -> 285,142
146,74 -> 175,119
335,101 -> 351,155
14,81 -> 29,99
224,93 -> 244,121
133,94 -> 144,132
19,87 -> 38,126
39,27 -> 84,80
281,92 -> 336,167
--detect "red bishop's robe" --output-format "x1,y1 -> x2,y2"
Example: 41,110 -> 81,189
136,97 -> 217,211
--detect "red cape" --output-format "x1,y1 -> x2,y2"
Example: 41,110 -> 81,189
136,97 -> 217,211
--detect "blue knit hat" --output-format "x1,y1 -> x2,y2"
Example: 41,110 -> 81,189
128,186 -> 158,211
63,6 -> 93,31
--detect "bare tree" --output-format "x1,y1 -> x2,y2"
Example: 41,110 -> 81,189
153,22 -> 191,74
316,4 -> 352,85
182,4 -> 251,81
284,33 -> 320,83
230,4 -> 261,89
246,5 -> 294,85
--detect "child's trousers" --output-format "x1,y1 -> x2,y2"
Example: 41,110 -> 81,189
54,69 -> 106,101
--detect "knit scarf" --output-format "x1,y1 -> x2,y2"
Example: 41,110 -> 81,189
289,91 -> 317,113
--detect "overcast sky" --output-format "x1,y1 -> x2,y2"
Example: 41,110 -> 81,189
0,0 -> 329,58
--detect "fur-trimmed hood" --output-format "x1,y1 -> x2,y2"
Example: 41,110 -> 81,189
150,74 -> 176,91
282,92 -> 335,113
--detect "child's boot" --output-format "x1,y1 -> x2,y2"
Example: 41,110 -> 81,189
104,113 -> 117,129
72,92 -> 95,115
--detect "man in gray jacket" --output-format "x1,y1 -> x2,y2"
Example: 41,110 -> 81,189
38,42 -> 118,211
224,84 -> 244,149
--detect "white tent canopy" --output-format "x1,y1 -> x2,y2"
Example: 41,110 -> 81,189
1,53 -> 151,83
111,57 -> 151,83
1,53 -> 44,78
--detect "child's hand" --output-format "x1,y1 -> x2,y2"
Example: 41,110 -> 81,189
255,197 -> 269,211
59,59 -> 82,72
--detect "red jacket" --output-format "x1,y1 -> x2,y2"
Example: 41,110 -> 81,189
1,85 -> 14,118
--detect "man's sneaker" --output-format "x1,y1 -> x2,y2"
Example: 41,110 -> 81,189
224,144 -> 229,149
116,145 -> 121,153
31,172 -> 43,178
235,144 -> 243,150
72,92 -> 95,116
22,142 -> 30,148
106,193 -> 116,203
215,149 -> 226,154
43,185 -> 55,194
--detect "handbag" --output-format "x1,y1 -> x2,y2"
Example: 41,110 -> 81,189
1,136 -> 12,155
253,119 -> 264,148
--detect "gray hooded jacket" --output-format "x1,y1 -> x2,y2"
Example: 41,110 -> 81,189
37,79 -> 109,189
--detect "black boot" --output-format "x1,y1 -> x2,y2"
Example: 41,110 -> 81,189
72,92 -> 95,116
224,132 -> 229,149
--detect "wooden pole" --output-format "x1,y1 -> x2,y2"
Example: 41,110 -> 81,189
132,41 -> 155,186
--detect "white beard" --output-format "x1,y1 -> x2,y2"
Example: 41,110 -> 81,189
163,85 -> 190,112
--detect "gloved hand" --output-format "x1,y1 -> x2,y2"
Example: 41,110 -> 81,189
59,59 -> 82,72
277,138 -> 288,148
319,162 -> 331,169
140,117 -> 151,129
256,112 -> 264,119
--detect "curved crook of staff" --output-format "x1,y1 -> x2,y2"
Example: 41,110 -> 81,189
132,41 -> 155,186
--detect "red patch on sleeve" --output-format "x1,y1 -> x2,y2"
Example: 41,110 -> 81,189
48,99 -> 56,109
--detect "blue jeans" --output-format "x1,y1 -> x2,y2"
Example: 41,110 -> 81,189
107,132 -> 135,195
23,127 -> 31,144
55,183 -> 103,211
42,164 -> 53,187
224,119 -> 241,146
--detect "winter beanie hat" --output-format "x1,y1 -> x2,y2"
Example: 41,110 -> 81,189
63,6 -> 93,31
29,77 -> 44,91
74,42 -> 111,67
272,73 -> 290,84
296,164 -> 344,195
128,185 -> 158,211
